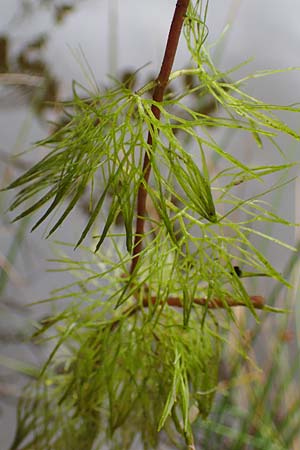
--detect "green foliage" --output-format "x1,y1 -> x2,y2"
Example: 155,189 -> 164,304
6,83 -> 143,252
11,299 -> 219,450
4,1 -> 300,449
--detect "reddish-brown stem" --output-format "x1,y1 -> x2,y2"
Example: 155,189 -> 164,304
110,293 -> 265,333
121,275 -> 265,311
142,294 -> 265,310
130,0 -> 190,274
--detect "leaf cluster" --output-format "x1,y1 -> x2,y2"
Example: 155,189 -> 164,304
5,82 -> 145,253
10,293 -> 219,450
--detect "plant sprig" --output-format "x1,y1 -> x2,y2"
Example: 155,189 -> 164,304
5,1 -> 300,449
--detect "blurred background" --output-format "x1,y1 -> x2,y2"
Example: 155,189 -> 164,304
1,1 -> 300,448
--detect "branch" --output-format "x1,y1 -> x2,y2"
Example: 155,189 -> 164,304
111,276 -> 266,337
130,0 -> 190,274
124,277 -> 265,310
143,294 -> 265,310
111,289 -> 265,334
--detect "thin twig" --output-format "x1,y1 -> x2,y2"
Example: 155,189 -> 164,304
130,0 -> 190,274
126,278 -> 265,310
143,294 -> 265,310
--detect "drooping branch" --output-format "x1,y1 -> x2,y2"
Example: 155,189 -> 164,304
130,0 -> 190,274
